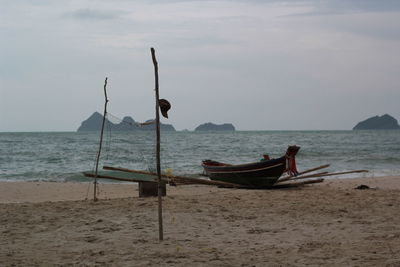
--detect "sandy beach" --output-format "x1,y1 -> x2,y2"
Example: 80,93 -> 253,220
1,176 -> 400,266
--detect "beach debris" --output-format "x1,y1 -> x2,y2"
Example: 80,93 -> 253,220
355,184 -> 370,190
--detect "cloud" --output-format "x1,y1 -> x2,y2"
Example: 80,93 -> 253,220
64,8 -> 126,20
139,0 -> 400,14
284,0 -> 400,16
1,0 -> 400,131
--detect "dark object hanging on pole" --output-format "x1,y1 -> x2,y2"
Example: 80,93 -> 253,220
151,47 -> 164,241
159,99 -> 171,118
94,77 -> 109,202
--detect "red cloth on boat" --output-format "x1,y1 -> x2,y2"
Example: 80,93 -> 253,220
285,146 -> 299,176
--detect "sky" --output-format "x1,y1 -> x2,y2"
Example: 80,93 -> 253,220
1,0 -> 400,131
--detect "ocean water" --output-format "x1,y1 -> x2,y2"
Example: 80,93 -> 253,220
0,130 -> 399,182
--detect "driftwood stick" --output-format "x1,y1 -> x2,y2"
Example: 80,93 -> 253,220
278,164 -> 330,182
104,166 -> 161,176
93,77 -> 109,202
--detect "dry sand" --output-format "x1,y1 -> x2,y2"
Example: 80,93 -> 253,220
1,176 -> 400,266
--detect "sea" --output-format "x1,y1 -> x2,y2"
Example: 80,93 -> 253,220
0,130 -> 399,182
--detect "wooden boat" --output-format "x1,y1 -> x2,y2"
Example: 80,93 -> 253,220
201,145 -> 300,188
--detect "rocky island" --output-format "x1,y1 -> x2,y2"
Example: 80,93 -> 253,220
353,114 -> 400,130
77,112 -> 176,131
194,122 -> 235,131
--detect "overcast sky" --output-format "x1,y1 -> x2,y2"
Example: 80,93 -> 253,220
1,0 -> 399,131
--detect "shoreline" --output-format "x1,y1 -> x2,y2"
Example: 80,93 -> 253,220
0,176 -> 399,203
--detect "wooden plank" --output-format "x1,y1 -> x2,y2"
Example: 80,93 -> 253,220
83,172 -> 158,183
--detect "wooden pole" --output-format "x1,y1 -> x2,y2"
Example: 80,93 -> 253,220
84,172 -> 157,183
301,169 -> 368,178
103,165 -> 243,187
85,170 -> 243,187
278,164 -> 330,183
151,47 -> 163,241
94,77 -> 109,202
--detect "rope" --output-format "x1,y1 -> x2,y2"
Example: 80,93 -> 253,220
107,112 -> 155,128
102,115 -> 156,167
86,146 -> 101,200
105,116 -> 113,162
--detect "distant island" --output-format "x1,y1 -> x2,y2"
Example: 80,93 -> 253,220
77,112 -> 176,132
353,114 -> 400,130
195,122 -> 235,131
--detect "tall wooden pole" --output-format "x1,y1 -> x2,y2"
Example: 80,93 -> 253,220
94,77 -> 109,202
151,47 -> 163,241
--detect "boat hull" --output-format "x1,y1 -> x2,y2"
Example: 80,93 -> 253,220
202,156 -> 287,188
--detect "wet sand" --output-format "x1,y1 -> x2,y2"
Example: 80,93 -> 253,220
1,176 -> 399,266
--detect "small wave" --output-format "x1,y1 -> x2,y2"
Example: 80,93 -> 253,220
2,131 -> 400,183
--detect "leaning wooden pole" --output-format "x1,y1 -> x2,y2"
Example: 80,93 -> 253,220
278,164 -> 330,183
151,47 -> 163,241
94,77 -> 109,202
